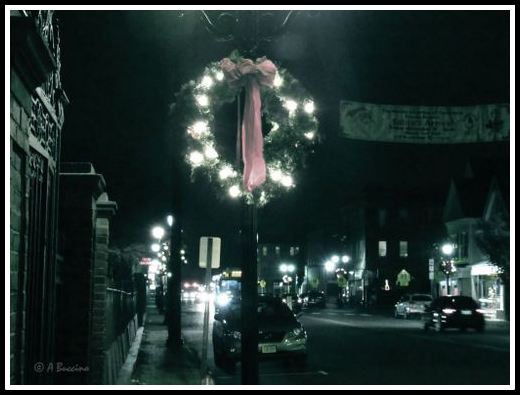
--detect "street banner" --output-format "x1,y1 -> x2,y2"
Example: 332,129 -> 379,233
339,101 -> 509,144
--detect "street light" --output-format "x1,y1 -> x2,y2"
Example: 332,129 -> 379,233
341,255 -> 350,264
152,226 -> 165,240
331,255 -> 340,264
167,215 -> 174,227
440,242 -> 456,295
441,243 -> 455,256
151,243 -> 161,253
325,260 -> 335,272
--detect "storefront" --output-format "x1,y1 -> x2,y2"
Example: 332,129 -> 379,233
471,262 -> 504,320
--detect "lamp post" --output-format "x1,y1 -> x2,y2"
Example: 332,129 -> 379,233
279,263 -> 295,309
440,242 -> 456,295
185,11 -> 320,385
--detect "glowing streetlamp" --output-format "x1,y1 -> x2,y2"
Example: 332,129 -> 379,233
440,242 -> 456,295
325,260 -> 335,273
152,226 -> 165,240
341,255 -> 350,264
167,215 -> 174,227
151,243 -> 161,253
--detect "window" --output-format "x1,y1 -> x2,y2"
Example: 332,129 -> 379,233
378,209 -> 387,227
290,247 -> 295,256
399,241 -> 408,257
295,247 -> 300,254
262,246 -> 268,256
275,246 -> 280,255
378,241 -> 387,257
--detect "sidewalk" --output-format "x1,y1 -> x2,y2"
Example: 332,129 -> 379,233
119,299 -> 203,385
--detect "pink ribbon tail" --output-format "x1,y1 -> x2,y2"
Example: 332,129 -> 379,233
242,76 -> 266,192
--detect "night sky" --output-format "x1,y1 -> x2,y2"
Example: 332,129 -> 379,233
57,10 -> 510,277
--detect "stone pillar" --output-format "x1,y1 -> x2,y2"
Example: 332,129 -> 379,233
55,163 -> 106,384
89,193 -> 117,384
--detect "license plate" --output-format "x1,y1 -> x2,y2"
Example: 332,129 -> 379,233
461,310 -> 472,315
260,345 -> 277,354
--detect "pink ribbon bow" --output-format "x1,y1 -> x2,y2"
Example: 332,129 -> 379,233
220,57 -> 277,192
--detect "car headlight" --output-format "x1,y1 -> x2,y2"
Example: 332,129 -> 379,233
287,327 -> 306,339
442,308 -> 456,315
216,293 -> 231,307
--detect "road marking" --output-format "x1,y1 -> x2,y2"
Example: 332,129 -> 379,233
311,312 -> 321,315
360,313 -> 372,317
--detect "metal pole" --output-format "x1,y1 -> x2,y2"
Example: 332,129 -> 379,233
201,238 -> 213,378
241,202 -> 259,385
167,215 -> 183,348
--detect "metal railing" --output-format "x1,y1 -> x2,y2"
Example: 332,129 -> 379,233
105,288 -> 136,347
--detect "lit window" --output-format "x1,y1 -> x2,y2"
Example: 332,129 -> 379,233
399,241 -> 408,257
290,247 -> 295,256
378,241 -> 387,257
262,246 -> 268,256
275,246 -> 280,255
295,247 -> 300,254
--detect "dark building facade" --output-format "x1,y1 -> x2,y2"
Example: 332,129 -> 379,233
10,10 -> 68,384
343,187 -> 446,307
257,243 -> 304,296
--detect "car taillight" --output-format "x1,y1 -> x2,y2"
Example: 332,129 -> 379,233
442,308 -> 456,314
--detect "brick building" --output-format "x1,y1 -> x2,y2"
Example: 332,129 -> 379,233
10,10 -> 68,384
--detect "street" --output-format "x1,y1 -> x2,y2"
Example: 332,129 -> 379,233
181,300 -> 510,385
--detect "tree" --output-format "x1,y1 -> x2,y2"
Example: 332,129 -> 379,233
474,212 -> 510,320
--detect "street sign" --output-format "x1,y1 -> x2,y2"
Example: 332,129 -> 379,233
140,257 -> 152,265
396,269 -> 411,287
429,259 -> 435,280
199,237 -> 221,268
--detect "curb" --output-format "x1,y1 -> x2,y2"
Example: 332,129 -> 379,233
115,325 -> 145,385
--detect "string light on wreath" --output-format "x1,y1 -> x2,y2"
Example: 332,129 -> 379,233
176,54 -> 320,206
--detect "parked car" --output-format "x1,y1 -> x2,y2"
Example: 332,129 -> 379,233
300,290 -> 327,308
212,296 -> 307,369
423,296 -> 485,332
394,293 -> 433,319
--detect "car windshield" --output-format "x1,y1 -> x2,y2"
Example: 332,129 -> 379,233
412,295 -> 432,302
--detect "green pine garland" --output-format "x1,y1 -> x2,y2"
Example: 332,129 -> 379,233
175,56 -> 319,206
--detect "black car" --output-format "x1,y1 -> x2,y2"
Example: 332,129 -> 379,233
212,296 -> 307,369
423,296 -> 485,332
300,290 -> 326,308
